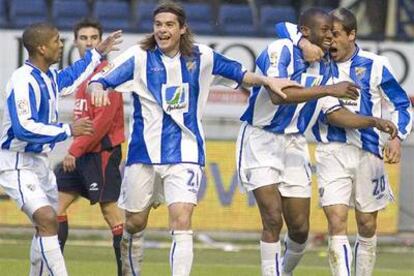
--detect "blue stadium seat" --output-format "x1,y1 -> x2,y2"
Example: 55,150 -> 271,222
135,3 -> 156,33
0,0 -> 8,28
9,0 -> 49,29
260,6 -> 297,37
183,3 -> 214,35
93,1 -> 132,32
218,4 -> 256,36
52,0 -> 90,30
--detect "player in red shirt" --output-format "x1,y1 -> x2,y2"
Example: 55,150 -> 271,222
54,18 -> 125,276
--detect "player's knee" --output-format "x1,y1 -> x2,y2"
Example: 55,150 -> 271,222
125,215 -> 147,234
327,214 -> 347,235
170,214 -> 191,230
357,217 -> 377,237
287,220 -> 309,243
262,210 -> 283,231
33,206 -> 58,235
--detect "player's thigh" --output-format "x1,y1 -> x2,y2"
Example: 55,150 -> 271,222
162,163 -> 203,206
125,207 -> 152,233
0,169 -> 52,220
118,164 -> 158,212
279,135 -> 312,198
236,123 -> 286,191
253,184 -> 283,220
354,153 -> 393,212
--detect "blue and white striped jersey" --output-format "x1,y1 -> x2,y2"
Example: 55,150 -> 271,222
0,49 -> 102,154
275,22 -> 413,157
240,39 -> 341,134
92,44 -> 246,166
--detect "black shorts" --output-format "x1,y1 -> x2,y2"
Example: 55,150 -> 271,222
55,145 -> 122,205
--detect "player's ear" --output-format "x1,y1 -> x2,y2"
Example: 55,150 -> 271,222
37,44 -> 47,56
348,29 -> 356,42
180,24 -> 187,35
299,25 -> 310,37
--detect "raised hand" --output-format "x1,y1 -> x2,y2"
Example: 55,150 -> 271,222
88,82 -> 110,107
70,117 -> 94,136
328,81 -> 360,100
96,30 -> 123,56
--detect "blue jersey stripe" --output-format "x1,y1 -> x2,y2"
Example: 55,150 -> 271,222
297,100 -> 318,132
146,50 -> 164,106
264,104 -> 297,133
161,113 -> 182,163
380,66 -> 412,137
212,52 -> 245,85
181,51 -> 205,164
30,72 -> 50,122
99,57 -> 134,90
126,94 -> 151,165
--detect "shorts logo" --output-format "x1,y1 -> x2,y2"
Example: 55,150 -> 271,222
89,182 -> 99,191
26,183 -> 36,191
162,83 -> 189,113
319,187 -> 324,198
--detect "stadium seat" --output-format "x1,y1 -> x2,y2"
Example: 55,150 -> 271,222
52,0 -> 90,30
135,3 -> 156,33
0,0 -> 8,28
218,4 -> 256,36
93,1 -> 132,32
183,3 -> 215,35
9,0 -> 49,29
260,6 -> 297,37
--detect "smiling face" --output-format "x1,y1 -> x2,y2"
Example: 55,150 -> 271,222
329,20 -> 356,62
307,15 -> 333,51
75,27 -> 101,58
153,12 -> 186,57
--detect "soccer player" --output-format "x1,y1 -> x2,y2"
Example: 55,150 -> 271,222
53,18 -> 125,276
237,8 -> 398,276
0,23 -> 121,275
88,2 -> 300,275
275,8 -> 413,276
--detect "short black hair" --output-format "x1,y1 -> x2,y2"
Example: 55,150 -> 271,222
330,8 -> 357,34
73,18 -> 103,40
22,22 -> 58,55
298,7 -> 330,29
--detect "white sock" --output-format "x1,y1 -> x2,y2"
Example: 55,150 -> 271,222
170,230 -> 193,276
354,234 -> 377,276
328,235 -> 352,276
29,235 -> 44,276
282,235 -> 307,274
37,235 -> 68,276
121,230 -> 144,276
260,240 -> 281,276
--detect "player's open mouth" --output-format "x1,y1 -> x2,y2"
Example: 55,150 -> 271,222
158,36 -> 170,41
330,47 -> 338,54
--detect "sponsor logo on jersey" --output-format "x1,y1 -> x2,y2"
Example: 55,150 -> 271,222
162,84 -> 189,113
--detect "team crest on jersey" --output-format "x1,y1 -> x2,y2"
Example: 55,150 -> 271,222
186,60 -> 196,72
17,99 -> 29,116
269,52 -> 278,67
162,84 -> 189,113
355,67 -> 366,79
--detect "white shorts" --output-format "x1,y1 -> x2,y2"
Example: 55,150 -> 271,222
236,123 -> 312,198
315,143 -> 393,212
0,151 -> 58,218
118,163 -> 203,212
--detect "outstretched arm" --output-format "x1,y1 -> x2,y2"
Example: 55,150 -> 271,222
326,108 -> 397,138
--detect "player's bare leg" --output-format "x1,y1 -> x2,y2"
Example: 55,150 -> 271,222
253,184 -> 284,276
354,210 -> 378,276
324,204 -> 352,276
168,202 -> 195,276
281,197 -> 310,275
31,206 -> 68,276
100,201 -> 124,276
57,191 -> 78,252
121,208 -> 151,276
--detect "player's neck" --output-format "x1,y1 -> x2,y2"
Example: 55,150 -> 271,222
28,56 -> 50,73
341,43 -> 357,62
